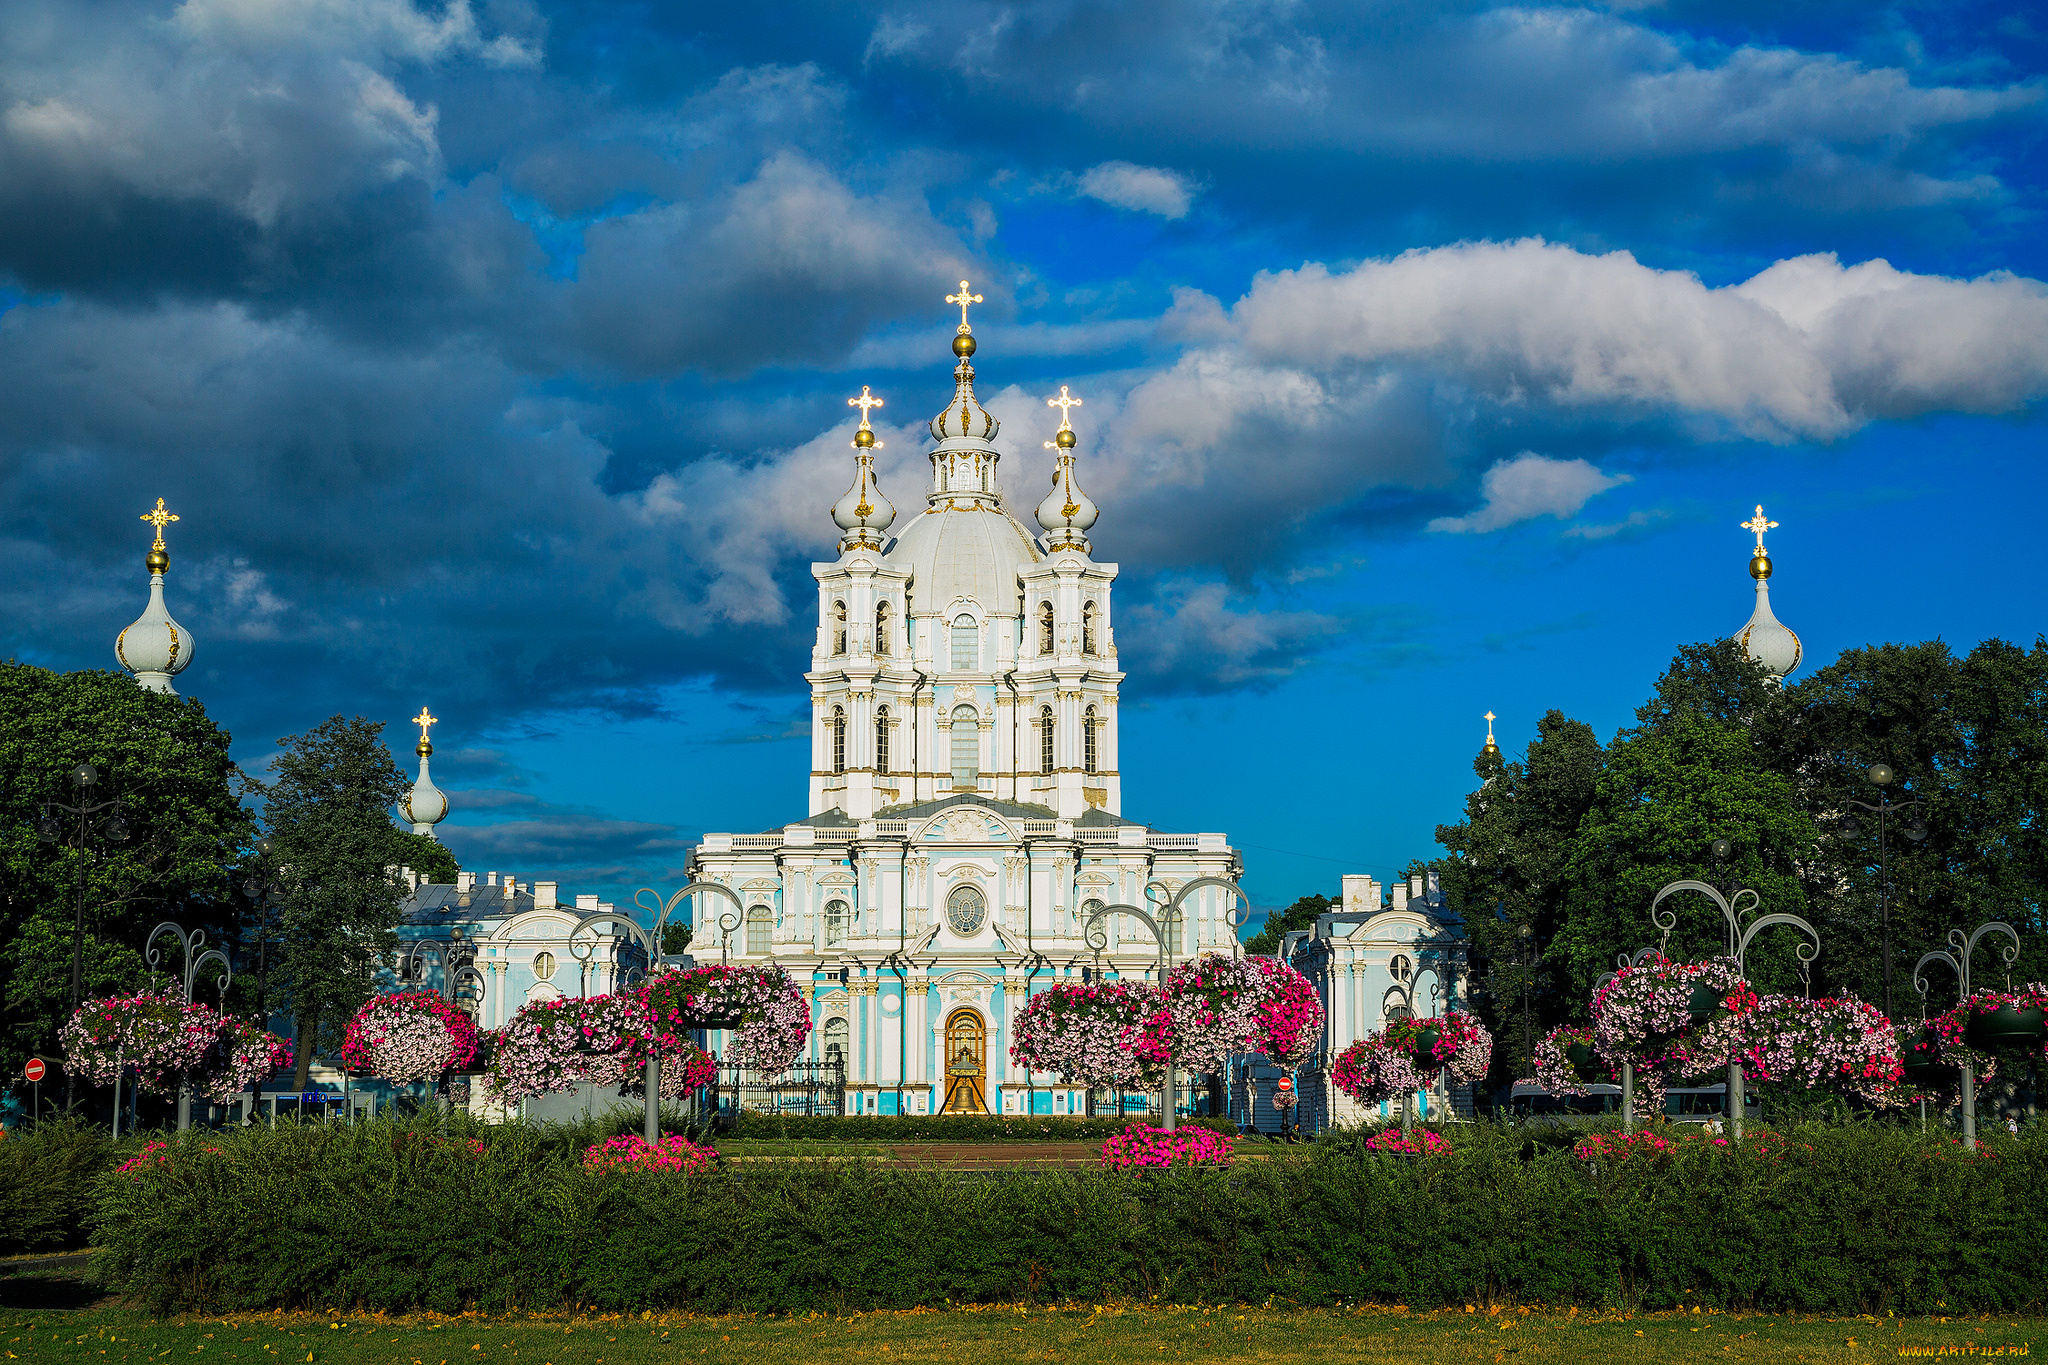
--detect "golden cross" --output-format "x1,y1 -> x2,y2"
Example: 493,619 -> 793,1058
139,497 -> 179,548
849,385 -> 884,433
412,707 -> 438,743
1484,711 -> 1497,745
946,280 -> 983,330
1047,384 -> 1083,430
1742,505 -> 1778,553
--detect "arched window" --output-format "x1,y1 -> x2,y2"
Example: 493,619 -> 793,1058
831,706 -> 846,775
1038,602 -> 1055,655
1081,898 -> 1105,939
1039,706 -> 1055,775
831,600 -> 847,655
875,600 -> 892,655
747,905 -> 773,955
946,884 -> 987,935
875,706 -> 891,775
1082,601 -> 1097,655
950,704 -> 979,787
950,614 -> 979,670
1083,705 -> 1098,775
823,1015 -> 849,1072
824,898 -> 849,948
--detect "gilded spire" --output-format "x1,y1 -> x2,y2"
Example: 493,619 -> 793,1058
140,497 -> 179,573
1036,384 -> 1098,550
1732,504 -> 1801,681
1483,711 -> 1499,757
928,280 -> 1000,452
412,706 -> 438,757
833,385 -> 896,548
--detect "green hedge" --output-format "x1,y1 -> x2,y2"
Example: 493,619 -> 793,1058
725,1111 -> 1236,1142
88,1117 -> 2048,1316
0,1119 -> 128,1254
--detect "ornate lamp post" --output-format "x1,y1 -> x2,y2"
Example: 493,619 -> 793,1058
35,764 -> 130,1111
1912,921 -> 2020,1150
1837,763 -> 1929,1019
144,922 -> 232,1132
1082,876 -> 1248,1133
1648,876 -> 1820,1140
239,839 -> 286,1019
569,880 -> 742,1144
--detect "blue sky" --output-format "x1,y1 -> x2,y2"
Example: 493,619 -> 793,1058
1,0 -> 2043,922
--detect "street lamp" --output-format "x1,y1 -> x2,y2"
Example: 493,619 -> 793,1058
1912,921 -> 2020,1150
144,922 -> 231,1132
35,764 -> 130,1110
1837,763 -> 1929,1019
240,840 -> 287,1019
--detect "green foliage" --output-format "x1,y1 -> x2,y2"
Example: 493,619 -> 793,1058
660,922 -> 693,956
390,830 -> 460,886
87,1116 -> 2048,1315
726,1111 -> 1237,1142
259,716 -> 409,1089
0,664 -> 254,1077
1435,710 -> 1604,1085
0,1116 -> 127,1253
1558,712 -> 1817,995
1243,892 -> 1337,956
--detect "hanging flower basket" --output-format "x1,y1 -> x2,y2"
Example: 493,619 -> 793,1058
1591,955 -> 1747,1063
1564,1041 -> 1599,1075
1533,1024 -> 1604,1097
1899,1026 -> 1950,1089
1678,993 -> 1907,1107
1245,956 -> 1325,1068
60,992 -> 221,1095
340,992 -> 481,1083
1407,1027 -> 1441,1070
199,1017 -> 294,1105
1010,981 -> 1165,1089
1936,985 -> 2048,1059
1330,1035 -> 1422,1106
1686,981 -> 1725,1023
642,965 -> 810,1071
1385,1011 -> 1491,1085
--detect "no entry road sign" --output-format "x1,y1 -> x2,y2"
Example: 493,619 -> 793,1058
23,1058 -> 45,1083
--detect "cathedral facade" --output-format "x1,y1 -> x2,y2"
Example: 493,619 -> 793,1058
685,292 -> 1243,1117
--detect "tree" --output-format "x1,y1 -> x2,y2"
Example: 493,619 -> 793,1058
0,665 -> 252,1081
261,716 -> 409,1092
1632,638 -> 1783,738
1557,711 -> 1818,997
1243,892 -> 1336,956
1435,710 -> 1603,1084
389,830 -> 460,886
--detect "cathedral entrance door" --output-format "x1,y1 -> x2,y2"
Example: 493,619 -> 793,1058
941,1009 -> 987,1113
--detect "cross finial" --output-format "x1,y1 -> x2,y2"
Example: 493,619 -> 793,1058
1048,384 -> 1083,430
1484,711 -> 1497,747
946,280 -> 982,331
412,707 -> 438,743
140,497 -> 179,549
1742,504 -> 1778,554
849,385 -> 884,422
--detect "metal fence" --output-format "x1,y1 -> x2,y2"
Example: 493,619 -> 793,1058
715,1060 -> 846,1117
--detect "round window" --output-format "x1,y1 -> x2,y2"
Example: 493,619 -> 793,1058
532,951 -> 556,981
946,884 -> 987,936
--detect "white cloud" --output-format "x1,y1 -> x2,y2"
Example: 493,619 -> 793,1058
1428,454 -> 1630,533
1077,161 -> 1197,219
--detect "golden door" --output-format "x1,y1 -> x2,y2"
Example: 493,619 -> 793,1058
941,1008 -> 987,1113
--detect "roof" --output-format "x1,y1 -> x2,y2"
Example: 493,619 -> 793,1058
399,883 -> 606,929
885,498 -> 1041,613
874,793 -> 1059,821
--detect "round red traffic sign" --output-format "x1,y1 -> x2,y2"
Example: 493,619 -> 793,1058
1276,1075 -> 1292,1090
24,1058 -> 46,1083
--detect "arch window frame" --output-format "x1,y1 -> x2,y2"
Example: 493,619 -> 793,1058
874,599 -> 892,655
831,599 -> 848,656
949,703 -> 980,788
831,705 -> 847,775
1040,705 -> 1056,775
950,614 -> 980,671
1081,601 -> 1098,655
1038,601 -> 1055,655
822,1015 -> 850,1073
746,905 -> 773,955
1083,704 -> 1098,775
875,705 -> 891,776
823,897 -> 850,948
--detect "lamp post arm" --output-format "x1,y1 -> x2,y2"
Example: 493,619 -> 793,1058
1913,949 -> 1962,1007
1649,879 -> 1737,957
1958,922 -> 2022,996
568,912 -> 658,991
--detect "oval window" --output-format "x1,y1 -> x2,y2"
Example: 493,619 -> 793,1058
532,951 -> 556,981
946,884 -> 987,936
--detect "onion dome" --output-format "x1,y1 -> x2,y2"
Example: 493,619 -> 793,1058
1034,385 -> 1099,551
832,386 -> 897,551
400,707 -> 450,837
1732,505 -> 1802,681
115,498 -> 195,695
928,281 -> 1000,444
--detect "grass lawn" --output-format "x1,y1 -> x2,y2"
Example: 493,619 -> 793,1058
2,1272 -> 2038,1365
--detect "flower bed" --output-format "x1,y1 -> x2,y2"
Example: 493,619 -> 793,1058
340,992 -> 481,1083
643,965 -> 810,1071
1099,1122 -> 1233,1170
61,992 -> 221,1094
582,1133 -> 718,1174
1364,1127 -> 1452,1156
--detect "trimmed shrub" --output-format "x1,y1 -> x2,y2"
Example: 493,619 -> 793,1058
0,1118 -> 125,1254
89,1116 -> 2048,1316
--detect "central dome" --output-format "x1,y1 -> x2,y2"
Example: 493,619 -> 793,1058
888,499 -> 1041,612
